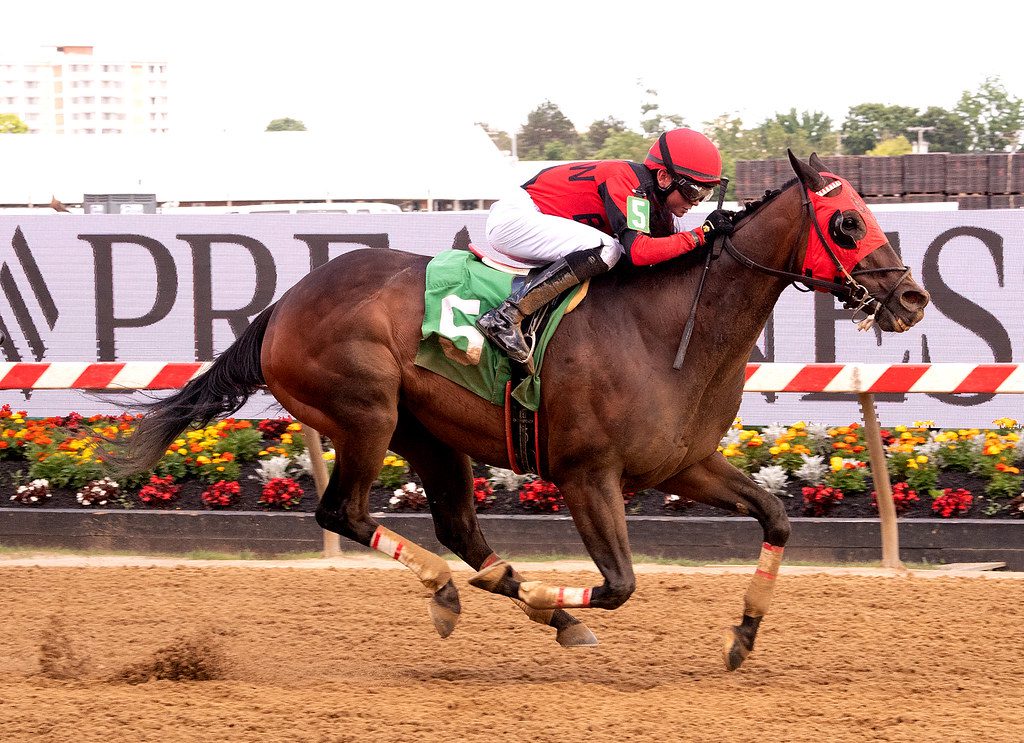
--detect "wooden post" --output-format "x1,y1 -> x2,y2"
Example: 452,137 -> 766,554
301,425 -> 340,557
858,393 -> 902,570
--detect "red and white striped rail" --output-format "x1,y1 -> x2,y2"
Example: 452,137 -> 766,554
743,363 -> 1024,394
0,362 -> 210,390
0,361 -> 1021,393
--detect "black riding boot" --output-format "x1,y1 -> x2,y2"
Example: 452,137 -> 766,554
476,247 -> 610,366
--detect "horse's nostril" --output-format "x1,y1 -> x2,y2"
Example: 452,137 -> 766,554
900,289 -> 929,312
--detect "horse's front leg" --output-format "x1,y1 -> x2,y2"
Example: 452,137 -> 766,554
470,468 -> 636,611
656,452 -> 791,671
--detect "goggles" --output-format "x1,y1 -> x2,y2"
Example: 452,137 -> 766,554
674,177 -> 716,205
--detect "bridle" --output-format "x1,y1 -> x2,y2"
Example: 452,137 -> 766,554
720,180 -> 913,330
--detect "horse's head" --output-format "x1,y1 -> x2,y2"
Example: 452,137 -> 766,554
788,151 -> 929,332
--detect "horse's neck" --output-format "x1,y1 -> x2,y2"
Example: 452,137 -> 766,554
627,197 -> 801,369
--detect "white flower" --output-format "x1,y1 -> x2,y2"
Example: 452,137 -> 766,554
752,465 -> 790,496
250,455 -> 293,484
762,423 -> 789,445
393,482 -> 424,497
718,428 -> 741,448
795,454 -> 828,486
487,466 -> 530,491
803,423 -> 833,454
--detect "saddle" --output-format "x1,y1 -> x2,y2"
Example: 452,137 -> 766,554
414,245 -> 589,475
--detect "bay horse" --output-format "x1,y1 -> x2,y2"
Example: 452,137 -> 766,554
116,151 -> 928,670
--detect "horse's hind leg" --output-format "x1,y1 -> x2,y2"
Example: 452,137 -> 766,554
307,403 -> 461,638
389,413 -> 597,647
656,452 -> 792,671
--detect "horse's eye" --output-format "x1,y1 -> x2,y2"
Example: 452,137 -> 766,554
843,216 -> 859,231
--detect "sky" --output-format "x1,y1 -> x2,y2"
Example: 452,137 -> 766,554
3,0 -> 1023,138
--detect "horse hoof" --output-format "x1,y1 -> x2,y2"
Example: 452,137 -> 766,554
429,579 -> 461,639
556,622 -> 599,647
722,626 -> 752,671
468,561 -> 511,592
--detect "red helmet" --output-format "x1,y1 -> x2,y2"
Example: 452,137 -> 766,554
644,128 -> 722,185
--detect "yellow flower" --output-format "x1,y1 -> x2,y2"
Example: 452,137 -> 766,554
177,448 -> 187,455
915,455 -> 929,464
907,460 -> 919,469
769,446 -> 780,456
196,455 -> 210,465
216,466 -> 225,472
791,421 -> 806,430
894,425 -> 907,433
993,417 -> 1018,429
829,456 -> 844,471
286,422 -> 302,432
323,451 -> 335,461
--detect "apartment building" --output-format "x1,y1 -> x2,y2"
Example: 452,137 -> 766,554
0,45 -> 169,134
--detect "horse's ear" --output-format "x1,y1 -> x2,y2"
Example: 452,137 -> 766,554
808,152 -> 828,172
788,149 -> 825,191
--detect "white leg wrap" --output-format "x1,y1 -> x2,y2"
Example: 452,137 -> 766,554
370,526 -> 451,593
744,542 -> 784,618
518,581 -> 592,610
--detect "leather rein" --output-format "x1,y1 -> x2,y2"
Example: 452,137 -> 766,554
719,181 -> 912,330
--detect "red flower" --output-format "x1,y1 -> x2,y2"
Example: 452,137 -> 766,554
259,477 -> 304,510
472,477 -> 495,510
138,475 -> 180,505
518,480 -> 563,513
201,480 -> 241,508
801,485 -> 844,516
931,488 -> 973,518
872,482 -> 920,515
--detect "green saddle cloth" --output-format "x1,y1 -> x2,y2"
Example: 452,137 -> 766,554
414,249 -> 581,411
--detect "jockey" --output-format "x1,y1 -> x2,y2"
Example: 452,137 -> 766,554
476,127 -> 735,367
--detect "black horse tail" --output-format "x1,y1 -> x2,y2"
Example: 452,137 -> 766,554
111,304 -> 275,476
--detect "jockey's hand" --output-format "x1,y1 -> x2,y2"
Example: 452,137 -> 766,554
700,209 -> 735,240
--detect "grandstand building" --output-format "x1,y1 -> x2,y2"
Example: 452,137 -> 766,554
0,45 -> 170,135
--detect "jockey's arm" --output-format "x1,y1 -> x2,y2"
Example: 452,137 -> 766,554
620,230 -> 704,266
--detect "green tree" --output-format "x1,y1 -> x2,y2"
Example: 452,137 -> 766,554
840,104 -> 919,154
581,116 -> 627,157
912,106 -> 969,153
771,109 -> 835,150
639,86 -> 684,137
594,130 -> 652,161
265,117 -> 307,132
517,100 -> 579,160
867,135 -> 912,156
476,121 -> 512,154
0,113 -> 29,134
954,76 -> 1023,152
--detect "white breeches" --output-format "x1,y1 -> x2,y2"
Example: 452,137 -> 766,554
485,188 -> 624,267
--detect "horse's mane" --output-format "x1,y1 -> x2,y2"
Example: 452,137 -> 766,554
731,177 -> 798,224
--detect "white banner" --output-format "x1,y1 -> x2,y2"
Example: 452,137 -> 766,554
0,211 -> 1020,426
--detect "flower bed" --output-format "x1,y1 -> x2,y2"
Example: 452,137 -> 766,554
1,405 -> 1022,520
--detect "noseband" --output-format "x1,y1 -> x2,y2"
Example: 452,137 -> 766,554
720,183 -> 912,329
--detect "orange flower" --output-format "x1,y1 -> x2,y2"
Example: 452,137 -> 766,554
220,452 -> 235,462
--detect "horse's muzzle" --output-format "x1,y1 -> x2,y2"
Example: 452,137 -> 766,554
878,286 -> 929,332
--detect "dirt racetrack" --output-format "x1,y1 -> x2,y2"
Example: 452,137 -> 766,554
1,559 -> 1022,743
